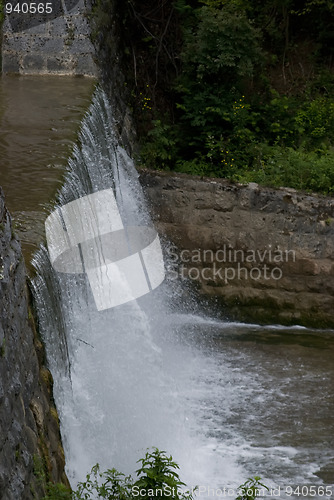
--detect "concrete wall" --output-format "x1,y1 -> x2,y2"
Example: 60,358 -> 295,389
1,0 -> 97,76
140,170 -> 334,328
0,189 -> 68,499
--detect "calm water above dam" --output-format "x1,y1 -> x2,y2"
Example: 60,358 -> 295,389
0,75 -> 95,263
1,77 -> 333,500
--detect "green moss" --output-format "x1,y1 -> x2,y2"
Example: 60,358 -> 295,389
40,366 -> 53,390
49,406 -> 59,425
33,453 -> 47,484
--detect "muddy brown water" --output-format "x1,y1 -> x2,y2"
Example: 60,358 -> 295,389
0,74 -> 95,267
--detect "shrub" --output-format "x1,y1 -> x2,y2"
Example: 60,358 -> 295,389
43,448 -> 194,500
233,145 -> 334,194
236,477 -> 269,500
175,3 -> 264,153
42,449 -> 268,500
135,1 -> 334,195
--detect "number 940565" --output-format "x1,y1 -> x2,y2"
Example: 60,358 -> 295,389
5,3 -> 53,14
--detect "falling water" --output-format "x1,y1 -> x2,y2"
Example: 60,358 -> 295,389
31,88 -> 334,498
31,88 -> 238,488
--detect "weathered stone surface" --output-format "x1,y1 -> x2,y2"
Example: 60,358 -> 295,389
0,188 -> 68,499
1,0 -> 97,76
140,170 -> 334,328
22,54 -> 45,70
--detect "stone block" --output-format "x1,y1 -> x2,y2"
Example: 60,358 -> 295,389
2,33 -> 30,52
75,54 -> 98,76
22,54 -> 45,71
213,191 -> 235,212
48,17 -> 68,36
68,36 -> 95,55
25,19 -> 49,35
23,425 -> 38,455
46,57 -> 65,72
30,36 -> 65,54
2,53 -> 21,74
72,15 -> 91,36
65,0 -> 85,14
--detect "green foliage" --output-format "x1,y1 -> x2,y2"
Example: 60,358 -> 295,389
175,3 -> 264,151
175,157 -> 216,177
33,454 -> 46,480
33,454 -> 70,500
141,85 -> 334,193
134,448 -> 192,500
73,448 -> 194,500
89,0 -> 334,195
73,464 -> 134,500
180,5 -> 263,82
125,0 -> 334,195
233,146 -> 334,193
42,449 -> 196,500
43,483 -> 72,500
236,476 -> 269,500
295,97 -> 334,148
39,448 -> 268,500
139,120 -> 177,170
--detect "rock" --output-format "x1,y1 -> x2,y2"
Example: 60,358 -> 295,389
0,189 -> 68,498
139,170 -> 334,328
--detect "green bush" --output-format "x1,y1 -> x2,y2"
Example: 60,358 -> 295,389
133,0 -> 334,195
236,477 -> 269,500
73,465 -> 134,500
43,449 -> 194,500
43,483 -> 72,500
42,448 -> 268,500
295,96 -> 334,148
233,146 -> 334,193
133,448 -> 192,500
139,120 -> 178,170
174,3 -> 264,154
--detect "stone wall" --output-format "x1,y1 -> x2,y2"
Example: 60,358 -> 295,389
0,189 -> 68,499
89,0 -> 137,154
140,170 -> 334,328
1,0 -> 97,76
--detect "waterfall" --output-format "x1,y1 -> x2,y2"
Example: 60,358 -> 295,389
31,88 -> 239,489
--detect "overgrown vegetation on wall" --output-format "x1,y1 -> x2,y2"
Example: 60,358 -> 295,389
90,0 -> 334,194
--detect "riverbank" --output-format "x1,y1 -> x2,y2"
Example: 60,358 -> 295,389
140,169 -> 334,328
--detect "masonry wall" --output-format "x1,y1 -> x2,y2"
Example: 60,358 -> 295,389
140,170 -> 334,328
0,189 -> 68,499
1,0 -> 97,76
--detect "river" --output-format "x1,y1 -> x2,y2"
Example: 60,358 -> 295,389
1,77 -> 333,500
0,74 -> 95,265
